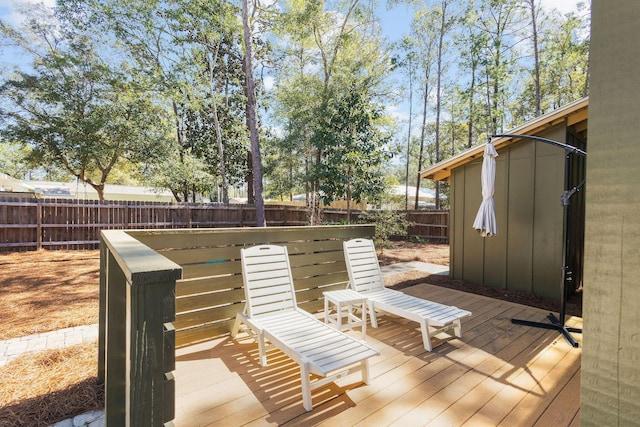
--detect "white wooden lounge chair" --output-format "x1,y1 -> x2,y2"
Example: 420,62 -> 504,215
231,244 -> 379,411
343,238 -> 472,352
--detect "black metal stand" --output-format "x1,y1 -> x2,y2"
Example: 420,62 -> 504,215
492,134 -> 585,348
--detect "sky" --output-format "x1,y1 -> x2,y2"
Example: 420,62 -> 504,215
378,0 -> 585,43
0,0 -> 585,35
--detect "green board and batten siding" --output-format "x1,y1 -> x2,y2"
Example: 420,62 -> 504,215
582,1 -> 640,424
450,126 -> 566,299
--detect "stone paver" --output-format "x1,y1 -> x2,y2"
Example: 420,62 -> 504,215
0,323 -> 99,367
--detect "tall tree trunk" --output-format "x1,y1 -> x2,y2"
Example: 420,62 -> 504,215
528,0 -> 542,116
247,150 -> 254,204
415,66 -> 430,210
242,0 -> 265,226
207,48 -> 229,204
434,0 -> 448,210
467,59 -> 476,148
405,55 -> 413,210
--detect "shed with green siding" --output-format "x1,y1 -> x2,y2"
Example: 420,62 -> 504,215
421,98 -> 588,300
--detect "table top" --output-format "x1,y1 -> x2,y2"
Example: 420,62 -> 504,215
323,289 -> 367,303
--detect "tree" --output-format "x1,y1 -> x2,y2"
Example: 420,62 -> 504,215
524,0 -> 542,116
270,0 -> 394,223
314,80 -> 392,221
410,6 -> 439,209
474,0 -> 523,133
146,148 -> 216,201
456,3 -> 491,147
73,0 -> 249,203
397,37 -> 418,210
432,0 -> 455,209
0,7 -> 171,200
0,140 -> 33,179
242,0 -> 266,226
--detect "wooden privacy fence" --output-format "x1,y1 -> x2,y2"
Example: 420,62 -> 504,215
0,196 -> 448,251
99,225 -> 375,426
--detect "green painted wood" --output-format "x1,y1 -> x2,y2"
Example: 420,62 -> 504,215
483,148 -> 509,288
175,302 -> 244,330
101,231 -> 182,285
101,230 -> 182,426
293,272 -> 350,291
532,129 -> 565,299
97,238 -> 107,385
131,225 -> 374,250
506,143 -> 535,293
165,227 -> 371,346
128,279 -> 176,426
159,246 -> 242,266
104,250 -> 127,426
164,372 -> 175,423
175,320 -> 234,347
583,2 -> 640,424
180,259 -> 242,280
176,275 -> 243,297
451,169 -> 464,279
176,288 -> 245,313
461,160 -> 484,285
298,298 -> 327,313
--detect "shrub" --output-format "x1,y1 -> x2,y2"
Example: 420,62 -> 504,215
358,210 -> 412,249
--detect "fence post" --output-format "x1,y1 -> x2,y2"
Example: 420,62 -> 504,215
100,230 -> 182,426
36,199 -> 42,250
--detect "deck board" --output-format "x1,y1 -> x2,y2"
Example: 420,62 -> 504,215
174,283 -> 582,426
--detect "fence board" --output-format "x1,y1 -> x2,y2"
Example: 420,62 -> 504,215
0,196 -> 449,251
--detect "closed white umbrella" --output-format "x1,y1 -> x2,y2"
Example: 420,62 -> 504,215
472,141 -> 498,237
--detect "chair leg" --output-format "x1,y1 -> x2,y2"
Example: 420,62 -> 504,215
368,301 -> 379,328
258,331 -> 268,367
300,362 -> 313,411
230,313 -> 242,338
420,321 -> 433,352
361,359 -> 371,385
453,319 -> 463,338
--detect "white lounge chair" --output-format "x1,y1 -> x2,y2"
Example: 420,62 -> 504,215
343,238 -> 471,352
231,244 -> 379,411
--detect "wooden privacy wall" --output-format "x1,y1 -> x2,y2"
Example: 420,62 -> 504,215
128,225 -> 376,347
0,196 -> 449,251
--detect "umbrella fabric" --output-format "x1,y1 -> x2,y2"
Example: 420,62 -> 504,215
473,141 -> 499,237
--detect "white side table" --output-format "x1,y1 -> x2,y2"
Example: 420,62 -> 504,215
323,289 -> 367,340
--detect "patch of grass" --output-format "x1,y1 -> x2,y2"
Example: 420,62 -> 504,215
0,342 -> 103,427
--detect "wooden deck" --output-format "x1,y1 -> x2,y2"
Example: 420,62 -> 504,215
173,284 -> 582,426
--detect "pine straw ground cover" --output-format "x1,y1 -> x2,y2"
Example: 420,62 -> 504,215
0,343 -> 103,427
0,250 -> 101,426
0,242 -> 581,426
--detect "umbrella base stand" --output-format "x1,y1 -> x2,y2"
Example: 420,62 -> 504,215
511,314 -> 581,348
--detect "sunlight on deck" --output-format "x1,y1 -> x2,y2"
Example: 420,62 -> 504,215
174,284 -> 582,427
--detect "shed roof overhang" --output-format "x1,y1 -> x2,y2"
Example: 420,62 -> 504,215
420,97 -> 589,182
